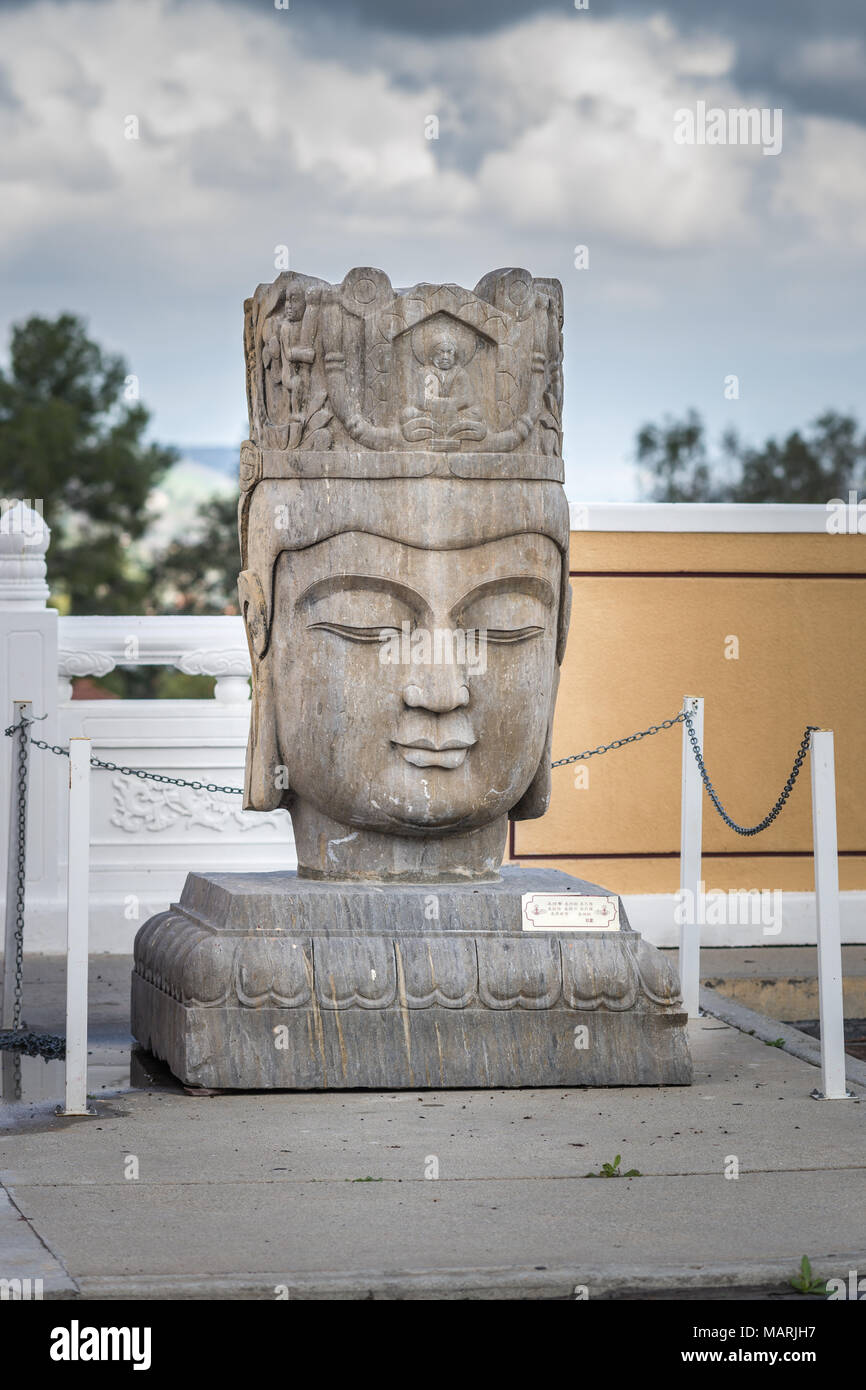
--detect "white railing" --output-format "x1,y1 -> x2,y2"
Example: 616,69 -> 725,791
57,614 -> 252,703
0,502 -> 294,952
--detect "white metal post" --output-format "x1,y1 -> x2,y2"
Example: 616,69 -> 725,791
678,696 -> 704,1018
57,738 -> 95,1116
809,730 -> 850,1100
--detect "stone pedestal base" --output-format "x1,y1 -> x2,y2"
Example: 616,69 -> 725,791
131,868 -> 692,1089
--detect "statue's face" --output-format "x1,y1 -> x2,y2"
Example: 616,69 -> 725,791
284,285 -> 306,322
268,530 -> 560,836
431,337 -> 457,370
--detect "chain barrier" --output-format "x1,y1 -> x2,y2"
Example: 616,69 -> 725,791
0,714 -> 31,1088
3,719 -> 244,796
0,1029 -> 66,1060
550,711 -> 687,767
3,714 -> 243,1071
5,711 -> 690,788
682,712 -> 820,838
1,715 -> 66,1071
549,707 -> 817,836
0,706 -> 823,1070
8,716 -> 27,1032
5,709 -> 820,825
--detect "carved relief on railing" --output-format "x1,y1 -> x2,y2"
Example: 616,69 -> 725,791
57,648 -> 117,701
58,649 -> 117,677
175,648 -> 251,703
110,779 -> 284,834
172,649 -> 250,677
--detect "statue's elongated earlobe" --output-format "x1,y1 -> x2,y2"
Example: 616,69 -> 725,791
243,659 -> 286,812
510,665 -> 559,822
513,564 -> 569,819
239,569 -> 286,810
238,569 -> 270,659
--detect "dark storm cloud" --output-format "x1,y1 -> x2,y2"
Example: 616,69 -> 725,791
8,0 -> 865,127
221,0 -> 865,44
648,0 -> 866,127
227,0 -> 866,127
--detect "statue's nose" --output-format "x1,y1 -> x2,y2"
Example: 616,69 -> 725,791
403,670 -> 470,713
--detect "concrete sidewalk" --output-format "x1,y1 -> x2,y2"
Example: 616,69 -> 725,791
1,969 -> 865,1298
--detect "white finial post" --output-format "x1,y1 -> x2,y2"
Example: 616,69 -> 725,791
0,499 -> 62,942
0,500 -> 50,609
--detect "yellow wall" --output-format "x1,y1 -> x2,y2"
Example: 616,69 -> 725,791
510,530 -> 866,891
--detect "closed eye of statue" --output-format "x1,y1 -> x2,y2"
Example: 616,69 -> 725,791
469,625 -> 545,644
457,586 -> 550,644
307,621 -> 403,643
303,584 -> 415,640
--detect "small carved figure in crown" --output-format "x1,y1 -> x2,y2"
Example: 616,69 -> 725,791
261,279 -> 333,450
535,293 -> 564,456
400,324 -> 486,448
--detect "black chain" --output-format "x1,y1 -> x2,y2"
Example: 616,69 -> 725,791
0,714 -> 30,1092
1,714 -> 68,1076
550,705 -> 819,838
9,715 -> 27,1032
1,717 -> 65,1070
4,703 -> 822,862
683,712 -> 819,837
8,713 -> 819,830
551,711 -> 686,767
0,1029 -> 66,1060
4,721 -> 243,796
3,713 -> 244,1074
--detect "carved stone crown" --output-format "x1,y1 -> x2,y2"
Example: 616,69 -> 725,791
240,266 -> 564,491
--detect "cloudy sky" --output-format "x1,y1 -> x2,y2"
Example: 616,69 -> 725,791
1,0 -> 865,499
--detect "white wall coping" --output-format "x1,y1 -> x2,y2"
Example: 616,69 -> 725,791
623,892 -> 866,948
567,502 -> 843,533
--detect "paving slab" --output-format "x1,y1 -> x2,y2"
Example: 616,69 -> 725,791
0,1187 -> 76,1297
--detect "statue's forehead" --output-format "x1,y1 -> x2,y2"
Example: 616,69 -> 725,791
245,477 -> 570,559
275,530 -> 561,594
281,529 -> 558,559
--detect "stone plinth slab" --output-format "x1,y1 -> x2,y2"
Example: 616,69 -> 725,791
131,868 -> 692,1089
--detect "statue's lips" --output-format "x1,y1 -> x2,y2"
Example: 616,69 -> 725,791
392,737 -> 475,770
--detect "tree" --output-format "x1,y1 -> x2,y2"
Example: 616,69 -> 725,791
636,409 -> 720,502
147,493 -> 240,616
637,409 -> 866,504
735,412 -> 866,503
0,313 -> 177,612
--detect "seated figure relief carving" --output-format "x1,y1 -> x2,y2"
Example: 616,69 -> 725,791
400,323 -> 487,447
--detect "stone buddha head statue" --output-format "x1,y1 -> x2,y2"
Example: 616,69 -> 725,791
238,267 -> 568,882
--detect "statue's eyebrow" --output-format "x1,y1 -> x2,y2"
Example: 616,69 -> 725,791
297,573 -> 426,614
450,576 -> 554,620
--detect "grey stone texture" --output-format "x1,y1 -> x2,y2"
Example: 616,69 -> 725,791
237,266 -> 570,880
131,868 -> 691,1089
132,266 -> 691,1089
